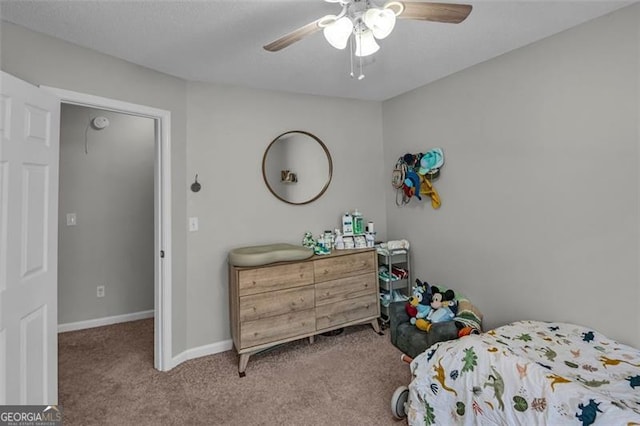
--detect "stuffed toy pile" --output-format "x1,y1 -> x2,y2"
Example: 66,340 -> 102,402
406,279 -> 481,337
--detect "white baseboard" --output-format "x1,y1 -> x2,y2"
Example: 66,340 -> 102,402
58,309 -> 155,333
170,339 -> 233,369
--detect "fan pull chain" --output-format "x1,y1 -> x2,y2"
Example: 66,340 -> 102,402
357,29 -> 364,80
349,35 -> 355,78
348,28 -> 365,80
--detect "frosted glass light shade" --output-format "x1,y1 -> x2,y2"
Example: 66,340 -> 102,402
363,7 -> 396,39
323,16 -> 353,50
355,29 -> 379,57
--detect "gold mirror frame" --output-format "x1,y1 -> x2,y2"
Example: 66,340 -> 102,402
262,130 -> 333,205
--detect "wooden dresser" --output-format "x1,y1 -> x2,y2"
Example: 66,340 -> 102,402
228,248 -> 380,376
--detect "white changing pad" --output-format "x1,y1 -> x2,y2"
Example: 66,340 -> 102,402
228,243 -> 314,267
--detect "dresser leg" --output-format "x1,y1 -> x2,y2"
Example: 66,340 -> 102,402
238,353 -> 251,377
371,318 -> 383,335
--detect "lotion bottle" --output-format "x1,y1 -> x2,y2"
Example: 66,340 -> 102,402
342,212 -> 353,236
353,209 -> 364,235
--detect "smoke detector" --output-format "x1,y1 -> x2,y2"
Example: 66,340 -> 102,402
91,116 -> 110,130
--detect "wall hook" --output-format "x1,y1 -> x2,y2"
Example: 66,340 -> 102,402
191,174 -> 201,192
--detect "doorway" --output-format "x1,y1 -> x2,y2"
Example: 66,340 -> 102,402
58,104 -> 155,332
44,86 -> 173,371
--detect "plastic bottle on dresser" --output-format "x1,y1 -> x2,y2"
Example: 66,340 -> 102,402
324,230 -> 334,249
342,212 -> 353,236
365,233 -> 375,248
352,209 -> 364,235
334,229 -> 344,250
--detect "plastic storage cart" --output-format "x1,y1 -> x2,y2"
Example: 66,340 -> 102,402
377,247 -> 411,327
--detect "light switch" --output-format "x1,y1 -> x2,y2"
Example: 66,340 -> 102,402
66,213 -> 77,226
189,217 -> 199,232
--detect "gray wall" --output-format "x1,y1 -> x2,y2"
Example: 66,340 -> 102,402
382,4 -> 640,346
186,82 -> 387,347
58,104 -> 155,324
0,21 -> 189,356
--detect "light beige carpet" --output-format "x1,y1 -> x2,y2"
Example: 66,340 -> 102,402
59,319 -> 411,425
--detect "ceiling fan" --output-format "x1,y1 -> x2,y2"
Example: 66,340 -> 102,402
263,0 -> 473,57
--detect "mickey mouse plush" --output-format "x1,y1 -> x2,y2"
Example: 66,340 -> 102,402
415,286 -> 457,332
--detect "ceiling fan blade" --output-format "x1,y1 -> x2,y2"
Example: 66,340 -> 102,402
263,20 -> 322,52
396,2 -> 472,24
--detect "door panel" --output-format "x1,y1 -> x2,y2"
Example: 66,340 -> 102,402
0,71 -> 59,404
24,104 -> 51,146
21,164 -> 48,279
20,305 -> 46,404
0,328 -> 6,402
0,161 -> 8,291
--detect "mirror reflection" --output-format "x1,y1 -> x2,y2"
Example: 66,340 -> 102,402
262,130 -> 333,205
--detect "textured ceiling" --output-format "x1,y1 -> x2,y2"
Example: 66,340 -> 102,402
0,0 -> 635,101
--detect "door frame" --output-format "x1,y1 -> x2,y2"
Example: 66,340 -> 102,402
41,86 -> 173,371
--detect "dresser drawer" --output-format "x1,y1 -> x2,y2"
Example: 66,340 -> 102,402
238,262 -> 314,296
240,286 -> 314,322
315,273 -> 377,307
316,293 -> 378,331
240,309 -> 316,349
313,251 -> 376,283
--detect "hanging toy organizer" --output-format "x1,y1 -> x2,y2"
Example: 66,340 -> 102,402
392,148 -> 444,209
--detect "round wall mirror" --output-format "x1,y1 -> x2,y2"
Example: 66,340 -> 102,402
262,130 -> 333,205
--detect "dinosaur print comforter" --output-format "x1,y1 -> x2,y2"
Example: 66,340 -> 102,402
407,320 -> 640,425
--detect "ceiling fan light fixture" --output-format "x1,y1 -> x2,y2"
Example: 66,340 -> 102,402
354,29 -> 379,57
263,0 -> 472,80
322,16 -> 353,50
363,7 -> 396,39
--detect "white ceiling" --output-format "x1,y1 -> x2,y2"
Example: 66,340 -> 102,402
0,0 -> 635,101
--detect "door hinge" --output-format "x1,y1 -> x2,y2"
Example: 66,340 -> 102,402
160,250 -> 165,258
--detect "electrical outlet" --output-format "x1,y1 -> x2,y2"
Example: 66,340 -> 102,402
97,285 -> 105,298
189,217 -> 199,232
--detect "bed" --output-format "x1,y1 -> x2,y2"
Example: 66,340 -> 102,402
401,320 -> 640,425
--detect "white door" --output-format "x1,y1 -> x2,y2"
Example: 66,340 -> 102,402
0,71 -> 60,404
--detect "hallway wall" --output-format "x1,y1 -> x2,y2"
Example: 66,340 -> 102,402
58,104 -> 155,324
